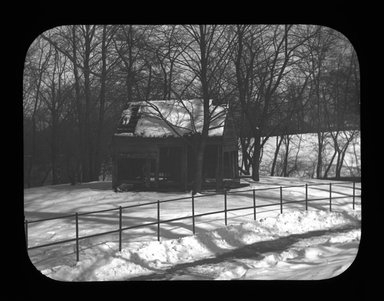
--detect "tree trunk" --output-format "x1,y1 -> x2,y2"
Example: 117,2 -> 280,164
167,62 -> 174,100
82,25 -> 94,182
352,137 -> 360,176
239,137 -> 251,175
335,152 -> 342,179
252,130 -> 261,181
50,109 -> 59,185
335,133 -> 354,179
288,134 -> 303,177
27,47 -> 47,187
193,139 -> 206,194
324,132 -> 339,178
192,25 -> 211,194
50,50 -> 59,185
323,149 -> 337,179
51,131 -> 58,184
337,148 -> 347,178
94,25 -> 108,183
192,99 -> 210,194
234,25 -> 266,181
71,25 -> 84,183
282,135 -> 290,177
271,135 -> 283,176
316,132 -> 324,178
126,25 -> 134,103
28,86 -> 40,187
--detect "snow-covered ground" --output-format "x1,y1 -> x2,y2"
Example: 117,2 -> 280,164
259,132 -> 360,178
24,176 -> 361,281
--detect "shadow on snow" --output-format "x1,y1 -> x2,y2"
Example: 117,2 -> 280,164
125,224 -> 359,280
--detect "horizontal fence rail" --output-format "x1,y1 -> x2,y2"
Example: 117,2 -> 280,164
25,181 -> 361,262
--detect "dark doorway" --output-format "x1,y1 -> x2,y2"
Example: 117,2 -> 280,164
159,147 -> 181,182
223,150 -> 237,178
204,145 -> 218,179
117,157 -> 146,181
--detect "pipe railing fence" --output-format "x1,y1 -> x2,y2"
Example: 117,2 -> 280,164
25,181 -> 361,262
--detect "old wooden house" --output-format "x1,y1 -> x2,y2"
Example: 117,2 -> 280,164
111,99 -> 239,191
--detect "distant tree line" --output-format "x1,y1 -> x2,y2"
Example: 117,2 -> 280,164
23,25 -> 360,189
257,131 -> 360,181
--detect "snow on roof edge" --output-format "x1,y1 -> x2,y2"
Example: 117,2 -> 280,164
116,99 -> 227,138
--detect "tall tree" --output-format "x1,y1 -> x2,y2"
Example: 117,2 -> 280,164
113,25 -> 152,103
233,24 -> 313,180
23,24 -> 360,188
94,25 -> 118,181
148,25 -> 183,100
304,26 -> 337,178
23,36 -> 52,187
39,46 -> 71,184
42,25 -> 113,182
162,25 -> 236,193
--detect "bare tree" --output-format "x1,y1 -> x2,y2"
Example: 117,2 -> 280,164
24,24 -> 360,188
303,26 -> 340,178
310,28 -> 360,179
93,25 -> 118,181
234,25 -> 315,180
38,45 -> 72,184
270,135 -> 283,176
112,25 -> 153,103
23,36 -> 52,187
147,25 -> 184,100
41,25 -> 119,182
141,25 -> 236,193
181,25 -> 237,193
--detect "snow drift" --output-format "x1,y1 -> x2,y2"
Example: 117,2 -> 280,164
40,209 -> 361,281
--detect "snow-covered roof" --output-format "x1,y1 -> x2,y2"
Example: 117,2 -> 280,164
115,99 -> 227,138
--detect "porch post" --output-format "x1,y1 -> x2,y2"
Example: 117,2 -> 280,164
155,150 -> 160,189
234,150 -> 239,178
181,145 -> 188,191
230,150 -> 235,178
112,154 -> 118,189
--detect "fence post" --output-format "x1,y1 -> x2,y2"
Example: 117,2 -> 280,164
191,194 -> 195,235
329,183 -> 332,212
305,184 -> 308,211
157,200 -> 160,241
253,189 -> 256,220
280,186 -> 283,214
25,219 -> 28,248
224,190 -> 227,226
119,206 -> 122,251
352,181 -> 355,210
75,213 -> 79,262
